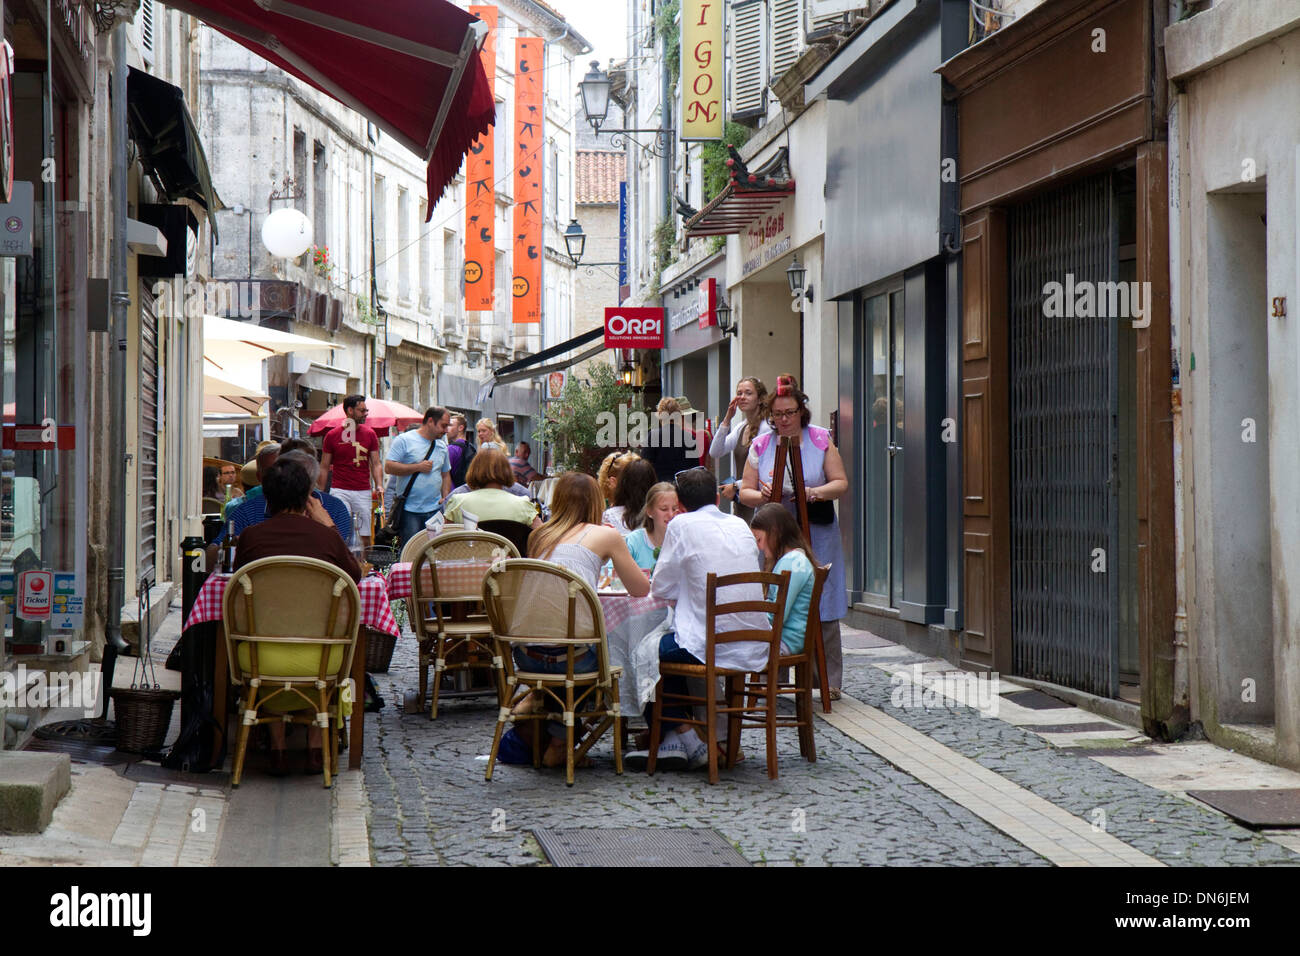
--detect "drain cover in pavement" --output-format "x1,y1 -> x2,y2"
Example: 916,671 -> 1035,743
1001,690 -> 1071,710
1070,746 -> 1158,758
533,828 -> 751,867
1186,789 -> 1300,828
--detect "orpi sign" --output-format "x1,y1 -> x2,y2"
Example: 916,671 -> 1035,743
604,307 -> 664,349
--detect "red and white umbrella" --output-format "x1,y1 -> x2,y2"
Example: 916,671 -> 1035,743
307,398 -> 424,436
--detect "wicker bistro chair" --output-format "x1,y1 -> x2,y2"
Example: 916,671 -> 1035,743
742,564 -> 829,763
411,530 -> 520,717
221,556 -> 361,788
481,559 -> 623,786
648,570 -> 791,784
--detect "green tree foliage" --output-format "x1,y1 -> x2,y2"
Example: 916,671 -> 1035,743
702,122 -> 754,202
657,0 -> 681,84
535,361 -> 633,473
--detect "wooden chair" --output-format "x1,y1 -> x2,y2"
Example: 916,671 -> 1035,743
477,518 -> 533,556
481,559 -> 623,786
411,530 -> 519,717
743,564 -> 829,763
648,570 -> 790,784
221,556 -> 360,788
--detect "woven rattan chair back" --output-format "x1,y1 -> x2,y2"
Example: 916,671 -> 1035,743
481,559 -> 622,785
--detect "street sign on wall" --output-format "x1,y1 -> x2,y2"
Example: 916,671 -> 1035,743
681,0 -> 724,140
605,307 -> 665,349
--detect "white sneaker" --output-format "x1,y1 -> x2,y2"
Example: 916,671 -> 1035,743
684,735 -> 710,771
653,731 -> 689,771
624,749 -> 651,771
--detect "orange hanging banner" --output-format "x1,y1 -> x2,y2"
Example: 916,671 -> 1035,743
464,6 -> 497,313
512,37 -> 543,324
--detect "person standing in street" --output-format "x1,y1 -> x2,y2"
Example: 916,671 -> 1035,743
319,394 -> 383,551
385,405 -> 453,548
446,413 -> 476,488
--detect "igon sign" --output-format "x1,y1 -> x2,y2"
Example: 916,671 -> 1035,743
681,0 -> 723,140
604,307 -> 665,348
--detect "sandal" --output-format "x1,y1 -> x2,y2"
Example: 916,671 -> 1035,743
828,688 -> 842,701
511,691 -> 543,717
542,742 -> 594,769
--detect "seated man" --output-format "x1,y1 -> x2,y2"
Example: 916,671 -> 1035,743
626,467 -> 770,772
232,452 -> 361,774
510,441 -> 542,485
220,440 -> 352,543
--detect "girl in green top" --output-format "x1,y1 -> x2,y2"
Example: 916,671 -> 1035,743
750,503 -> 817,654
622,482 -> 681,573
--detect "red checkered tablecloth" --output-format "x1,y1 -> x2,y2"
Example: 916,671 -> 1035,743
184,572 -> 400,637
599,592 -> 672,630
386,561 -> 493,600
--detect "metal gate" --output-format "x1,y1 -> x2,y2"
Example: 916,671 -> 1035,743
138,282 -> 160,578
1008,173 -> 1118,698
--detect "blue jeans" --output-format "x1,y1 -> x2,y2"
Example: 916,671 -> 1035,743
646,631 -> 701,724
398,509 -> 436,550
514,646 -> 600,738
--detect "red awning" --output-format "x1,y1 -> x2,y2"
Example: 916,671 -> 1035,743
684,181 -> 795,237
167,0 -> 494,211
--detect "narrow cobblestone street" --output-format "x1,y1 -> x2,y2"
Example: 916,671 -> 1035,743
358,624 -> 1300,867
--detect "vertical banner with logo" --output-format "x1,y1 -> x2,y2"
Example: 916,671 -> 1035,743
618,181 -> 629,302
512,36 -> 544,323
681,0 -> 724,140
464,6 -> 498,312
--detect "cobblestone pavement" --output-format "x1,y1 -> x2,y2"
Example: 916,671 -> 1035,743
843,653 -> 1300,867
363,632 -> 1046,866
361,628 -> 1300,867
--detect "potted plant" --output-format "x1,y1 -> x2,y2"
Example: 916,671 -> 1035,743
535,362 -> 634,473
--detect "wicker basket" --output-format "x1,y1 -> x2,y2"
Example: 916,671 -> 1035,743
364,627 -> 398,672
112,687 -> 181,753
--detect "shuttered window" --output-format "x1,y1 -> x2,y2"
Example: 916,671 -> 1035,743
138,281 -> 160,579
730,0 -> 767,119
140,0 -> 156,66
770,0 -> 803,81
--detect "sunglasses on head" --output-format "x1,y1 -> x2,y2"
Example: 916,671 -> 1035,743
674,466 -> 709,486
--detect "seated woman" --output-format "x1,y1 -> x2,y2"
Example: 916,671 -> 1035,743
603,458 -> 657,533
623,481 -> 681,573
750,503 -> 817,656
599,451 -> 641,529
233,451 -> 361,775
519,472 -> 649,767
443,448 -> 542,531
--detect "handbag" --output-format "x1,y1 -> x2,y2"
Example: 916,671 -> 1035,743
374,435 -> 437,548
807,499 -> 836,525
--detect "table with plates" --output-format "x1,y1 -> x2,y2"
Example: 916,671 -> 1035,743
184,571 -> 398,770
386,562 -> 672,711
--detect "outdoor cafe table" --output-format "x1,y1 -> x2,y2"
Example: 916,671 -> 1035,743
184,571 -> 398,770
386,562 -> 672,713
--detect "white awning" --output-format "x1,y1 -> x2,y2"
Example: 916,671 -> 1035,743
203,372 -> 269,416
203,313 -> 335,377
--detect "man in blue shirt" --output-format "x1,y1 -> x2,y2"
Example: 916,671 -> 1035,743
385,405 -> 453,548
213,440 -> 353,546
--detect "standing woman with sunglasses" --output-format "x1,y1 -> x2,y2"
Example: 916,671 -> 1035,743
738,374 -> 849,699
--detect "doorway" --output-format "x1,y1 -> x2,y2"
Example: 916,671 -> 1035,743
861,287 -> 904,607
1006,170 -> 1138,699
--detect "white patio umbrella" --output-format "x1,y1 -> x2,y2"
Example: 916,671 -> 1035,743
203,372 -> 269,416
202,314 -> 335,376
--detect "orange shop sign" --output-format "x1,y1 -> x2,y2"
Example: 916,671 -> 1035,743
681,0 -> 723,140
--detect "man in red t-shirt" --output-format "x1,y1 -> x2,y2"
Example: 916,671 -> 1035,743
319,394 -> 383,550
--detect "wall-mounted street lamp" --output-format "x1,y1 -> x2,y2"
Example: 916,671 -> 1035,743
262,175 -> 311,258
563,218 -> 626,276
716,296 -> 736,337
579,61 -> 671,158
786,254 -> 814,304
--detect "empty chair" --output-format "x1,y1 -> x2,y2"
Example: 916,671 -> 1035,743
411,529 -> 519,717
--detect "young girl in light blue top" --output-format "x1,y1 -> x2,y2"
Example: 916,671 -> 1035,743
751,503 -> 817,654
622,482 -> 681,573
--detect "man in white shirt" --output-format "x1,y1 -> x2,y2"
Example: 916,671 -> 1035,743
627,467 -> 769,771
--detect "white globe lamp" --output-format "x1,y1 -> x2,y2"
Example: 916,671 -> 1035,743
261,208 -> 313,258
